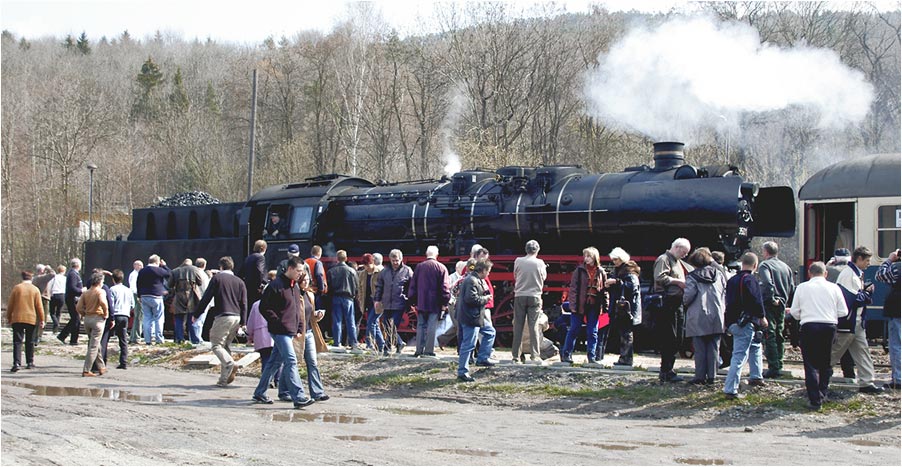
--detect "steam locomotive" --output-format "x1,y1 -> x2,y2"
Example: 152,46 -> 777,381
85,142 -> 795,344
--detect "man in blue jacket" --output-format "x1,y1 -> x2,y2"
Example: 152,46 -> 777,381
831,246 -> 883,394
723,252 -> 768,399
136,255 -> 170,345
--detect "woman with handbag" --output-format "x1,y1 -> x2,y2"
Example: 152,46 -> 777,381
603,247 -> 642,366
682,248 -> 727,385
560,247 -> 607,364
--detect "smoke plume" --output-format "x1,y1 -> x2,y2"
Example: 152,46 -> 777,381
584,16 -> 874,143
441,84 -> 468,177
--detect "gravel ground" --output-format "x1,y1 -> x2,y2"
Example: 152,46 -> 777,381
1,329 -> 899,465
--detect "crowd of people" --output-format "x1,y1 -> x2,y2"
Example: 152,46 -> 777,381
6,237 -> 900,411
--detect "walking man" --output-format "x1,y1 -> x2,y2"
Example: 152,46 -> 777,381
789,262 -> 848,410
758,241 -> 795,378
408,245 -> 451,358
57,258 -> 84,345
832,246 -> 884,394
137,255 -> 170,345
169,258 -> 206,344
8,271 -> 44,372
48,265 -> 67,333
723,252 -> 768,399
653,238 -> 692,382
512,240 -> 547,363
252,258 -> 315,408
326,250 -> 359,350
194,257 -> 248,387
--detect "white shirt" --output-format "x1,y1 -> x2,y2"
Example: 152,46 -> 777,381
49,273 -> 67,295
110,283 -> 135,317
789,276 -> 849,325
128,269 -> 140,295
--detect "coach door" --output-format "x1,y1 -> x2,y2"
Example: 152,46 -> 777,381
801,200 -> 855,274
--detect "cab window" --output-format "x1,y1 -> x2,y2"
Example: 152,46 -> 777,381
877,205 -> 901,258
290,206 -> 313,235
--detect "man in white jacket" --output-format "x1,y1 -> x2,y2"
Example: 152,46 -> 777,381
790,262 -> 848,410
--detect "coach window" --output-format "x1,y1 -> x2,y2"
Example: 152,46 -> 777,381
290,206 -> 314,235
877,205 -> 901,258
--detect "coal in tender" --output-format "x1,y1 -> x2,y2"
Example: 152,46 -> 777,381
152,191 -> 221,208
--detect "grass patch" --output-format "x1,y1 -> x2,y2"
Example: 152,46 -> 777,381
475,381 -> 673,405
354,372 -> 444,389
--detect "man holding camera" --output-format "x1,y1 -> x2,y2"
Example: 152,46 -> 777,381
723,252 -> 768,399
831,246 -> 883,394
758,241 -> 795,378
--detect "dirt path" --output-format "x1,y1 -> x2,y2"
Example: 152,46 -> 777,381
2,344 -> 900,466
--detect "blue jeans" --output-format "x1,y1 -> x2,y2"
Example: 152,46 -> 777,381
458,320 -> 497,376
889,317 -> 901,384
190,311 -> 206,344
141,296 -> 165,344
386,309 -> 406,347
365,305 -> 385,350
331,296 -> 357,347
561,308 -> 600,360
723,322 -> 763,395
255,334 -> 305,402
296,330 -> 325,399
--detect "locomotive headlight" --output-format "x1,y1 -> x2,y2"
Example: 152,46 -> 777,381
740,182 -> 759,199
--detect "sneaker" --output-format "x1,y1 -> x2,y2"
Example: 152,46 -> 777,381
10,366 -> 20,373
252,394 -> 274,404
116,364 -> 127,370
560,356 -> 574,364
314,394 -> 330,402
475,359 -> 497,367
747,378 -> 766,387
294,398 -> 315,409
587,358 -> 597,364
278,396 -> 293,402
215,381 -> 229,388
858,384 -> 884,395
350,346 -> 364,355
226,363 -> 238,384
457,374 -> 475,382
724,392 -> 744,400
511,358 -> 523,364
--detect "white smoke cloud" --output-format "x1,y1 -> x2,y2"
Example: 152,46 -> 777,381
441,83 -> 468,177
585,16 -> 874,143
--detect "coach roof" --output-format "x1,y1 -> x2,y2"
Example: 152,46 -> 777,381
798,153 -> 901,201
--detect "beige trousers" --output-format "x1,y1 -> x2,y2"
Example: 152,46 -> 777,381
83,315 -> 106,373
830,322 -> 875,386
210,315 -> 240,384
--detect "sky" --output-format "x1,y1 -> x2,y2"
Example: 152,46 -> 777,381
0,0 -> 690,45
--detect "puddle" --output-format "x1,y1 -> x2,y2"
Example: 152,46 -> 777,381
378,407 -> 451,416
4,381 -> 176,403
675,458 -> 728,465
847,439 -> 884,447
431,448 -> 499,458
635,441 -> 683,448
579,442 -> 637,451
271,412 -> 368,424
334,435 -> 389,442
539,420 -> 563,425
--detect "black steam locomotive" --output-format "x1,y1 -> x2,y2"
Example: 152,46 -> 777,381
85,142 -> 795,343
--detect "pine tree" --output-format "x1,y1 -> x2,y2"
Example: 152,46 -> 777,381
62,34 -> 75,51
169,67 -> 189,113
18,37 -> 30,50
120,30 -> 132,45
133,56 -> 165,120
204,81 -> 220,115
76,31 -> 91,55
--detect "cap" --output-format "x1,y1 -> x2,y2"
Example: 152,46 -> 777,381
288,244 -> 300,254
833,248 -> 851,258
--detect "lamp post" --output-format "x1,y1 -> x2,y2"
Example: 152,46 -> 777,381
86,162 -> 97,241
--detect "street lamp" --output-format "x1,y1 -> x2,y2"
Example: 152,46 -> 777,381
86,162 -> 97,241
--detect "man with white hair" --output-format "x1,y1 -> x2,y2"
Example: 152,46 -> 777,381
653,238 -> 693,383
512,240 -> 547,363
128,260 -> 144,344
758,241 -> 795,378
136,255 -> 170,345
408,245 -> 451,358
375,249 -> 413,354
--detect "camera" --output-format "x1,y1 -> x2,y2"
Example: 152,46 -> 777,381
738,314 -> 764,344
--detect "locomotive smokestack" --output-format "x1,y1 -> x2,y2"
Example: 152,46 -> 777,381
653,141 -> 686,171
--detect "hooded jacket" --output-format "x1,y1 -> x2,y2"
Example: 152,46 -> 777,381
683,264 -> 727,337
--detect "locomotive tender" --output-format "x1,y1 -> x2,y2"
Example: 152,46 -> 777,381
85,142 -> 795,341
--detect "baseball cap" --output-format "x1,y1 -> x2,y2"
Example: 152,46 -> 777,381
288,244 -> 300,254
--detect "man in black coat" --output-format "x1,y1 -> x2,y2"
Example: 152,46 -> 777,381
57,258 -> 84,345
240,240 -> 268,315
195,257 -> 247,387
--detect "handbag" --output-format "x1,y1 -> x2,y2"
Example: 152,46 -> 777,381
615,286 -> 631,322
